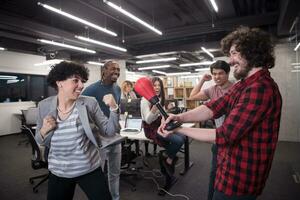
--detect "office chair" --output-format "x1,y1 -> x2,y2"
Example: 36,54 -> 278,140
120,140 -> 140,191
18,107 -> 38,146
21,125 -> 49,193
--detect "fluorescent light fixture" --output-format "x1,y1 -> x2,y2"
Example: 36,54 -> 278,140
294,66 -> 300,69
87,61 -> 104,66
0,47 -> 5,51
135,52 -> 178,59
294,42 -> 300,51
209,0 -> 218,12
38,39 -> 96,54
167,72 -> 191,76
195,68 -> 210,72
37,2 -> 117,37
0,75 -> 17,80
7,79 -> 19,84
104,0 -> 162,35
138,65 -> 171,70
76,36 -> 127,52
34,59 -> 65,66
135,53 -> 157,59
290,17 -> 298,33
180,61 -> 215,67
136,57 -> 177,64
291,63 -> 300,66
152,70 -> 167,75
291,69 -> 300,73
201,47 -> 214,58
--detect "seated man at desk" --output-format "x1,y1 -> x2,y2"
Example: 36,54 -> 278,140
140,77 -> 185,195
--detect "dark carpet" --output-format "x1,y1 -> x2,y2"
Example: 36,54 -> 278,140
0,134 -> 299,200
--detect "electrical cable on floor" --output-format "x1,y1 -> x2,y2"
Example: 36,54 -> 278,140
143,176 -> 190,200
140,169 -> 190,200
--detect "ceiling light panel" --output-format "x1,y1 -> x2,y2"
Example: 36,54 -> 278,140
104,0 -> 162,35
180,61 -> 215,67
294,42 -> 300,51
87,61 -> 104,66
195,68 -> 210,72
138,65 -> 171,70
76,36 -> 127,52
37,2 -> 117,37
37,39 -> 96,54
136,57 -> 177,64
209,0 -> 218,12
201,47 -> 214,58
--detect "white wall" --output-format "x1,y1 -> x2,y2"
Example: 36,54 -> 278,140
271,43 -> 300,141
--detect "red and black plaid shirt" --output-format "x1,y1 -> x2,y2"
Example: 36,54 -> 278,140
205,69 -> 282,196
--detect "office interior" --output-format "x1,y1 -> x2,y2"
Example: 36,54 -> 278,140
0,0 -> 299,200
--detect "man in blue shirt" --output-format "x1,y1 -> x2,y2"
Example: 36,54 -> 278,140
82,60 -> 121,200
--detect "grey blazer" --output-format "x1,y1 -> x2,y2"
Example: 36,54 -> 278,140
35,95 -> 120,149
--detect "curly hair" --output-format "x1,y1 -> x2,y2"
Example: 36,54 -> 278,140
221,26 -> 275,69
151,77 -> 165,106
47,61 -> 89,90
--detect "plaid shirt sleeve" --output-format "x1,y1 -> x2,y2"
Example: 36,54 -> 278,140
206,82 -> 271,146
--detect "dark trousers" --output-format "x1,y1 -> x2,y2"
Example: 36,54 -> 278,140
47,167 -> 111,200
208,144 -> 218,200
213,190 -> 256,200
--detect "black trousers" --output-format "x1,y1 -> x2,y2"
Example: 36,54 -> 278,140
47,167 -> 111,200
213,190 -> 256,200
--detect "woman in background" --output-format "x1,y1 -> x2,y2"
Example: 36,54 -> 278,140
140,76 -> 185,195
35,61 -> 120,200
121,80 -> 137,100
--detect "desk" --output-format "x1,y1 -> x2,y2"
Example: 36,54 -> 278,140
120,121 -> 194,175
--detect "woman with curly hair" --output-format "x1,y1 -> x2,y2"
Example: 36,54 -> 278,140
35,61 -> 120,200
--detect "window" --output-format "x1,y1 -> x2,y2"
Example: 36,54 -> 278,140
0,72 -> 56,103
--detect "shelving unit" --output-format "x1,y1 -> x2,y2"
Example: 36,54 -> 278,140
162,77 -> 199,110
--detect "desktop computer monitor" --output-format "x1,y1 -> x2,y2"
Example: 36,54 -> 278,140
120,98 -> 141,117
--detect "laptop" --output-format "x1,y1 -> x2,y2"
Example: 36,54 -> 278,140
121,116 -> 142,133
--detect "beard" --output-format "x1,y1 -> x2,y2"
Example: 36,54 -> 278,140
233,64 -> 252,80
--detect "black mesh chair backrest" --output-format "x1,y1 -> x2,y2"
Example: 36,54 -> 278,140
21,125 -> 47,169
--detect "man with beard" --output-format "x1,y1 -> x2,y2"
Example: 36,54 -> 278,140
158,26 -> 282,200
189,60 -> 233,200
82,61 -> 121,200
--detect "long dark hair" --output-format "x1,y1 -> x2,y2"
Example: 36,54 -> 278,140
151,77 -> 165,106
